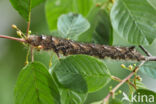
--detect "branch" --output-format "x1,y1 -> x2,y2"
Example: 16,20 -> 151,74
147,56 -> 156,61
26,21 -> 31,37
26,0 -> 32,37
139,45 -> 152,56
26,0 -> 33,61
111,76 -> 136,90
102,61 -> 145,104
30,42 -> 34,62
0,34 -> 25,42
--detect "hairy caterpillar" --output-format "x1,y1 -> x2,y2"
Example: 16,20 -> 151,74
25,35 -> 145,61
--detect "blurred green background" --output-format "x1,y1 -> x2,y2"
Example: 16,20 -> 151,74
0,0 -> 156,104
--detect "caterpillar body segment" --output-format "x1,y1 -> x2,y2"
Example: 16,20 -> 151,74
26,35 -> 145,61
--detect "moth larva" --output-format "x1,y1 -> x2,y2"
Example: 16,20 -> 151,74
26,35 -> 145,61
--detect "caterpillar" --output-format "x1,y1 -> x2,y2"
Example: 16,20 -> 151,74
25,35 -> 145,61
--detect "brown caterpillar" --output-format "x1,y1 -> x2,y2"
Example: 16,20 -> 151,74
26,35 -> 145,61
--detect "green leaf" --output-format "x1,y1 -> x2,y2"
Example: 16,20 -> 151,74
34,51 -> 59,70
112,31 -> 130,46
57,13 -> 90,40
53,55 -> 111,93
111,0 -> 156,45
135,80 -> 146,90
109,99 -> 123,104
52,72 -> 88,104
45,0 -> 94,30
53,64 -> 87,93
50,30 -> 63,37
34,51 -> 51,68
91,99 -> 122,104
10,0 -> 44,21
71,0 -> 94,16
91,100 -> 103,104
128,80 -> 147,101
140,62 -> 156,79
32,0 -> 44,8
78,6 -> 101,42
133,89 -> 156,104
147,0 -> 156,10
60,89 -> 87,104
14,62 -> 60,104
10,0 -> 31,21
93,10 -> 113,45
78,1 -> 112,42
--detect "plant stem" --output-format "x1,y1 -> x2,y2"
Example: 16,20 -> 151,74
26,21 -> 30,37
26,0 -> 32,37
139,45 -> 152,56
25,47 -> 30,65
111,76 -> 136,90
31,46 -> 34,62
102,61 -> 145,104
26,0 -> 33,61
0,34 -> 25,42
26,21 -> 34,62
147,56 -> 156,61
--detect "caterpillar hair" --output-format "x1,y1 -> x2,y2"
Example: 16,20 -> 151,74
26,35 -> 145,61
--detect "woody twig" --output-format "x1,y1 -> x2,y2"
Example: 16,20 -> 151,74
102,61 -> 145,104
139,45 -> 152,57
102,45 -> 155,103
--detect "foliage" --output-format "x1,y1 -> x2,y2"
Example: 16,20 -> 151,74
10,0 -> 44,21
140,62 -> 156,79
133,89 -> 156,104
15,62 -> 60,104
111,0 -> 156,45
7,0 -> 156,104
57,13 -> 90,40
